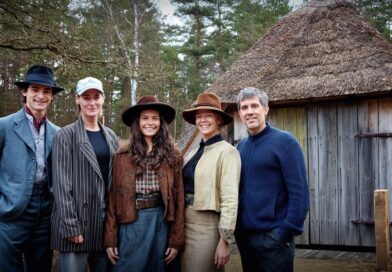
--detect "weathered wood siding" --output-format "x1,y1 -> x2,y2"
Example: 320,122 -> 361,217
337,102 -> 360,246
357,99 -> 379,246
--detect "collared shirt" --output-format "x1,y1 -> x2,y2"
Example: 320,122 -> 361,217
24,108 -> 47,183
25,106 -> 47,131
136,167 -> 160,195
182,134 -> 223,194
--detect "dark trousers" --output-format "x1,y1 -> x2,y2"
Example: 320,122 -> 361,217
0,183 -> 52,272
235,228 -> 295,272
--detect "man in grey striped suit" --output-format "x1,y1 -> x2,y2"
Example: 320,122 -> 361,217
0,65 -> 64,271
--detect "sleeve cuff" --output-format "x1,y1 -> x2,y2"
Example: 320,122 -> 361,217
219,228 -> 235,243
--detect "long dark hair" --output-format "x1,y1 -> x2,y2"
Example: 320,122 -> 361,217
128,113 -> 179,174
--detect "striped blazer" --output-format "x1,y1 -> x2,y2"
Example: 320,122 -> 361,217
51,117 -> 118,252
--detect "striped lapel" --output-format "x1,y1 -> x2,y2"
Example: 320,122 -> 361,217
76,118 -> 103,181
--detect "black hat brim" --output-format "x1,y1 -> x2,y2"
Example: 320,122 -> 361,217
15,81 -> 64,95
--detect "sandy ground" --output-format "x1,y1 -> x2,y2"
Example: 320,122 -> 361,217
226,256 -> 378,272
51,247 -> 388,272
225,247 -> 388,272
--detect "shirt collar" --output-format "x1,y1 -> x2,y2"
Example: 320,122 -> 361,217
249,123 -> 271,140
24,106 -> 47,131
200,134 -> 223,147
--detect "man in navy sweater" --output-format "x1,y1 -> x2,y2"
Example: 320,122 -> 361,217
235,87 -> 309,272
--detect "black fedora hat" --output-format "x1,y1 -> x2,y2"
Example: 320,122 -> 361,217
14,65 -> 64,94
122,96 -> 176,127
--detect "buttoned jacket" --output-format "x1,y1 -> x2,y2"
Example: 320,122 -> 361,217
184,140 -> 241,242
104,145 -> 185,250
0,108 -> 59,220
51,117 -> 118,251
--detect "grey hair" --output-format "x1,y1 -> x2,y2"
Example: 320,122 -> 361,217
236,87 -> 269,109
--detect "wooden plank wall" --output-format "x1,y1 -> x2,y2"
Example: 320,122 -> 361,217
358,99 -> 379,246
378,99 -> 392,222
337,102 -> 360,245
233,111 -> 248,144
306,98 -> 391,246
307,105 -> 320,245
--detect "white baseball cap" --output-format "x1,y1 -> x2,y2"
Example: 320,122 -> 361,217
76,77 -> 104,96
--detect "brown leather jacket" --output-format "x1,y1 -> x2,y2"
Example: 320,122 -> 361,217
104,146 -> 185,249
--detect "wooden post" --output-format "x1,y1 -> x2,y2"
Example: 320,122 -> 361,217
375,189 -> 390,272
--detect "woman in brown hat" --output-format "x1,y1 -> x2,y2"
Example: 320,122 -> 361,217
104,96 -> 184,271
181,92 -> 241,272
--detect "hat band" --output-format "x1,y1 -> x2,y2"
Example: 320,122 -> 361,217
193,102 -> 221,109
26,74 -> 56,86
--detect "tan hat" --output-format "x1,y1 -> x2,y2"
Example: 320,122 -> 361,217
182,91 -> 233,126
121,95 -> 176,127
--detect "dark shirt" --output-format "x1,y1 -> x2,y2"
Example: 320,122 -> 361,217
183,134 -> 223,194
86,130 -> 110,189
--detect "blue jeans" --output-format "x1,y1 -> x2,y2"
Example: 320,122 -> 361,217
113,206 -> 168,272
235,228 -> 295,272
0,183 -> 52,272
58,251 -> 110,272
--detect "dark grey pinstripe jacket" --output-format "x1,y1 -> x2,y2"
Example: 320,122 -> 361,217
51,117 -> 118,251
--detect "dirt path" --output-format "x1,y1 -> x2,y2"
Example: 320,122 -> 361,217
225,247 -> 386,272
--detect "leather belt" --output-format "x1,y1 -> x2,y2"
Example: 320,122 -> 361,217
135,194 -> 163,209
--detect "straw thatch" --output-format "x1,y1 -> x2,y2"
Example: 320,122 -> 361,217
177,123 -> 199,151
208,0 -> 392,105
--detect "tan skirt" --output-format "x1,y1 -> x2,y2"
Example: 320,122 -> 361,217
181,207 -> 223,272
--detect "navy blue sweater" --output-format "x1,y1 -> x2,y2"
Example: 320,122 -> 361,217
236,124 -> 309,242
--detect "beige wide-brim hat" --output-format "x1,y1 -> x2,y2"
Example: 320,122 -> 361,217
182,91 -> 233,126
121,95 -> 176,127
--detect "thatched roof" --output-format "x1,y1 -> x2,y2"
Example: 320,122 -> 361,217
208,0 -> 392,105
177,123 -> 198,151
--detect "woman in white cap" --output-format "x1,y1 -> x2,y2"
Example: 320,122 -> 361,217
104,96 -> 184,272
181,91 -> 241,272
51,77 -> 118,272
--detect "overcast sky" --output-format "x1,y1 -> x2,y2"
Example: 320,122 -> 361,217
154,0 -> 305,25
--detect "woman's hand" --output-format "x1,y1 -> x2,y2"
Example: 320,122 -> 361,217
67,235 -> 84,244
215,238 -> 230,269
106,247 -> 120,265
164,247 -> 178,265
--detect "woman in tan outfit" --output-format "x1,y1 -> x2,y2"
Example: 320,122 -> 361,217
181,92 -> 241,272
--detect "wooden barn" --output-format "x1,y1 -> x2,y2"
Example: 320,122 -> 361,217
178,0 -> 392,247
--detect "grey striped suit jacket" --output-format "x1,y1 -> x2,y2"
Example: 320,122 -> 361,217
51,117 -> 118,251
